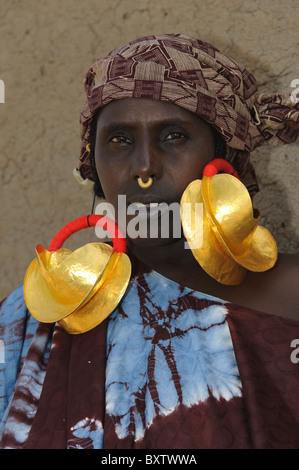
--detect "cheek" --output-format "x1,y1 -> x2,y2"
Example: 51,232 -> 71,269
175,133 -> 215,183
174,154 -> 212,189
95,159 -> 115,200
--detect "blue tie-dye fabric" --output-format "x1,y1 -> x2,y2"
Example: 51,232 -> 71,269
0,285 -> 40,431
0,271 -> 243,448
67,418 -> 103,449
105,270 -> 242,442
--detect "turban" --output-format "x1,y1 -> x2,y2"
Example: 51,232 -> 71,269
75,34 -> 299,196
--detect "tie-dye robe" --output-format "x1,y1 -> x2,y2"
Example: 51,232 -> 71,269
1,263 -> 299,449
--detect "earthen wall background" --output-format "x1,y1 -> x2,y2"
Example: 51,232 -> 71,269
0,0 -> 298,299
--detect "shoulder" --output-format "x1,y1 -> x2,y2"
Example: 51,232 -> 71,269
267,253 -> 299,294
275,252 -> 299,270
0,286 -> 41,425
0,284 -> 39,347
1,284 -> 28,326
245,253 -> 299,321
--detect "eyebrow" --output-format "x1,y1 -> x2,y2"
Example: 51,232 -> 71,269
97,119 -> 192,135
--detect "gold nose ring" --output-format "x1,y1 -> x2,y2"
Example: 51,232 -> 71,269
137,177 -> 153,189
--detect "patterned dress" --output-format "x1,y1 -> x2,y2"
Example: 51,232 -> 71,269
1,262 -> 299,449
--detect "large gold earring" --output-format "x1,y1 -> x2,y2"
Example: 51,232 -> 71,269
180,158 -> 277,286
23,215 -> 131,334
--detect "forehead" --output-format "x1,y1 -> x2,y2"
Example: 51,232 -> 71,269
96,98 -> 210,130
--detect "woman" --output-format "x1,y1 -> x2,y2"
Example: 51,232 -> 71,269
92,97 -> 298,319
1,34 -> 299,449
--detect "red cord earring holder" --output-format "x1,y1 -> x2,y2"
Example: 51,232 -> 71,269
203,158 -> 240,179
48,214 -> 127,253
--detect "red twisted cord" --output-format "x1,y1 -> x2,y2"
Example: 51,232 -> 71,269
203,158 -> 240,180
48,214 -> 126,253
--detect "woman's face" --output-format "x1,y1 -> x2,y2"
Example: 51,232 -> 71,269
94,98 -> 215,244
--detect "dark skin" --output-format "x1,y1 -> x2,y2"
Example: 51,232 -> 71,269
95,98 -> 299,321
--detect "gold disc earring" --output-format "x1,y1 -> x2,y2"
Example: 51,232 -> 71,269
137,177 -> 153,189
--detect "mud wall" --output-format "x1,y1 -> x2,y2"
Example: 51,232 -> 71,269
0,0 -> 298,299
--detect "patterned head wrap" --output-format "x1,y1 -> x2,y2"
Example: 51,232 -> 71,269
75,34 -> 299,196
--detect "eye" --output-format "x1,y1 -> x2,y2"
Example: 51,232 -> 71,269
109,135 -> 133,146
163,131 -> 186,142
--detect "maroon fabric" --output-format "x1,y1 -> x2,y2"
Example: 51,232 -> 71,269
227,304 -> 299,449
24,321 -> 108,449
19,304 -> 299,449
103,396 -> 250,449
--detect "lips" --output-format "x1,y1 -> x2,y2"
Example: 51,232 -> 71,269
126,191 -> 179,206
127,196 -> 169,205
127,202 -> 171,221
129,202 -> 162,209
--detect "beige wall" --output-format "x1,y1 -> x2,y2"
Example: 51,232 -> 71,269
0,0 -> 298,300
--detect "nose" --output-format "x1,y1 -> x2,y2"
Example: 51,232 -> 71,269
130,135 -> 162,184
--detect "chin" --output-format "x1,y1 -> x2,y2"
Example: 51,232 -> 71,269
127,234 -> 183,249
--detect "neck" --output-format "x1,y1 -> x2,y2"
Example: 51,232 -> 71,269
127,236 -> 209,286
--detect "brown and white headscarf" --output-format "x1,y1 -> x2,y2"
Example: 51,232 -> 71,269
75,34 -> 299,196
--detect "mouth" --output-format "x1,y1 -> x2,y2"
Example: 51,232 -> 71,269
128,195 -> 167,204
127,192 -> 178,205
127,201 -> 170,218
129,202 -> 163,209
112,196 -> 183,240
